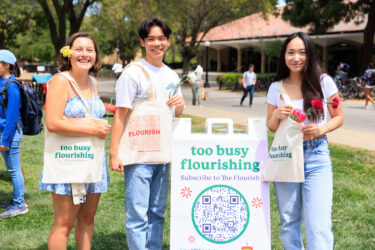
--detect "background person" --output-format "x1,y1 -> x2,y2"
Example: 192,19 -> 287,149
266,32 -> 343,249
240,64 -> 257,107
110,18 -> 185,250
0,50 -> 28,218
360,62 -> 375,109
191,72 -> 204,106
338,61 -> 350,84
38,32 -> 111,249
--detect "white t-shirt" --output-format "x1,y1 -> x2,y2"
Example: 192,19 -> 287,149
115,59 -> 181,109
266,75 -> 338,126
243,71 -> 256,86
194,74 -> 201,86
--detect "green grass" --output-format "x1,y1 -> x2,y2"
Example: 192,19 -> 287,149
0,114 -> 374,249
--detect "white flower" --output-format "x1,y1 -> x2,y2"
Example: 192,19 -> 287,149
187,72 -> 196,81
194,65 -> 204,77
112,63 -> 123,74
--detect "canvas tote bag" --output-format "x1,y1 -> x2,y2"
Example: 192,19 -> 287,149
118,63 -> 173,165
262,81 -> 304,182
42,73 -> 105,184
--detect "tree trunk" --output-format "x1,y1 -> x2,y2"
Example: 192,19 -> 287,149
182,46 -> 193,75
182,56 -> 191,75
362,9 -> 375,73
171,43 -> 175,63
39,0 -> 97,57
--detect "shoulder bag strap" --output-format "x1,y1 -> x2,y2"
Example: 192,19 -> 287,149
276,81 -> 293,106
58,72 -> 94,116
123,62 -> 154,101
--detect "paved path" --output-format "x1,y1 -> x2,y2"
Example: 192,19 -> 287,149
98,78 -> 375,151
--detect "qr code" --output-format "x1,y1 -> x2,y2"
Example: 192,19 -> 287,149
192,185 -> 249,243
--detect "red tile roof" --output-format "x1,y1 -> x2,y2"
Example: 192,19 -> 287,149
198,6 -> 366,42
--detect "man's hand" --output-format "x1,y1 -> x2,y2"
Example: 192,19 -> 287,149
109,154 -> 124,174
166,94 -> 185,108
166,94 -> 185,117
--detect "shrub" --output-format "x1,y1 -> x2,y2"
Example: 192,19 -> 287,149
216,73 -> 242,90
97,68 -> 114,78
216,72 -> 276,90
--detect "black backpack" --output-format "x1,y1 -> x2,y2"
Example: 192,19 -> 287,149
371,70 -> 375,85
1,79 -> 43,135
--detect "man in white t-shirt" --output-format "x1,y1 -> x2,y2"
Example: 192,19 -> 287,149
109,18 -> 185,250
240,64 -> 257,107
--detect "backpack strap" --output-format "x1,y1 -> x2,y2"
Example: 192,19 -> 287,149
1,79 -> 22,131
1,79 -> 21,107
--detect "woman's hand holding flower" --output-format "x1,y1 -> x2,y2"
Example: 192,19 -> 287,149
274,104 -> 294,120
301,124 -> 323,139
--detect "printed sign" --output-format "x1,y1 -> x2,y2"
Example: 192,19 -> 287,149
54,144 -> 95,160
171,118 -> 270,250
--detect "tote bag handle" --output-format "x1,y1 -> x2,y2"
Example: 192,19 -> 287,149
58,72 -> 95,116
276,81 -> 293,107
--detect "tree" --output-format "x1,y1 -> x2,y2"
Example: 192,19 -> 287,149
89,0 -> 142,66
13,29 -> 56,63
152,0 -> 278,74
0,0 -> 35,49
282,0 -> 375,72
37,0 -> 98,56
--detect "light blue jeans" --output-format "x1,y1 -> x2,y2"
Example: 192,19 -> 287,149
274,136 -> 334,250
124,163 -> 169,250
1,129 -> 25,207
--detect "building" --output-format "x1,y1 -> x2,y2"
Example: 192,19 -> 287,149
197,6 -> 374,76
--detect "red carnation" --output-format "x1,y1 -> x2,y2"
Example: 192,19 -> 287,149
331,97 -> 339,109
311,99 -> 323,111
297,112 -> 306,122
291,108 -> 306,123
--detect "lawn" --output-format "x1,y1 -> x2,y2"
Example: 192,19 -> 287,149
0,113 -> 374,249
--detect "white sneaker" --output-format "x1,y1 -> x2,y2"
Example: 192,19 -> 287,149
364,106 -> 369,109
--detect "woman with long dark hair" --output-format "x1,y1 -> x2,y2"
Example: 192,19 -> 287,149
266,32 -> 344,248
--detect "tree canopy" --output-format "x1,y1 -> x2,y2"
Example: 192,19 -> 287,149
152,0 -> 278,73
0,0 -> 36,49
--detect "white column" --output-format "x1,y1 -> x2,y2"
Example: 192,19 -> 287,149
217,49 -> 221,72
